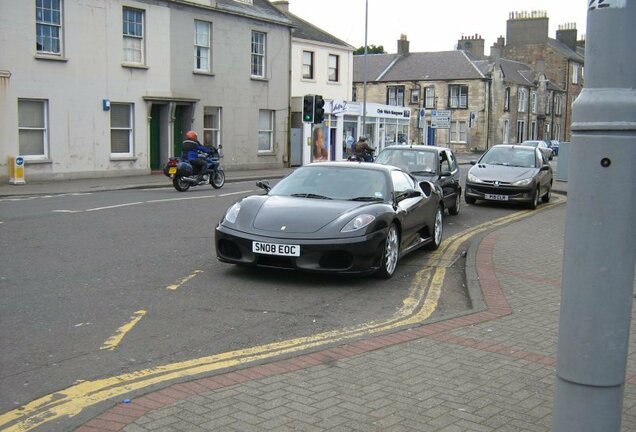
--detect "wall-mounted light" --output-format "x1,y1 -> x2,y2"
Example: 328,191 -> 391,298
102,99 -> 110,111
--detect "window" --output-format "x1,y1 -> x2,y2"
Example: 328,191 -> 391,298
546,92 -> 552,115
203,107 -> 221,148
572,64 -> 579,85
531,121 -> 537,140
251,31 -> 266,78
352,86 -> 357,102
18,99 -> 49,160
36,0 -> 62,55
530,91 -> 537,114
504,87 -> 510,111
517,88 -> 527,112
110,103 -> 134,156
516,120 -> 525,143
387,86 -> 405,106
555,123 -> 562,141
258,109 -> 274,152
302,50 -> 314,79
410,88 -> 419,105
391,171 -> 416,195
450,120 -> 467,143
555,94 -> 563,115
194,20 -> 211,72
424,86 -> 435,108
448,85 -> 468,109
123,7 -> 144,64
544,123 -> 551,140
502,119 -> 509,144
328,54 -> 339,82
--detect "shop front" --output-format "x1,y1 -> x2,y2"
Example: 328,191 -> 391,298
302,100 -> 411,165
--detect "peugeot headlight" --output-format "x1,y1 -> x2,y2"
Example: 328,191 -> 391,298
341,214 -> 375,232
467,172 -> 485,183
512,177 -> 533,186
224,202 -> 241,224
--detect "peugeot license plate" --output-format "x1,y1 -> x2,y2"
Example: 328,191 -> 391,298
485,194 -> 508,201
253,241 -> 300,257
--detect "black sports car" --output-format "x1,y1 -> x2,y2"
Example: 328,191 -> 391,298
215,162 -> 444,278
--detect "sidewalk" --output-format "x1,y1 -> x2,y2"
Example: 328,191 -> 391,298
67,202 -> 635,432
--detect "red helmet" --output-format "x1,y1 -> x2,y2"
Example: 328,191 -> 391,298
185,130 -> 198,141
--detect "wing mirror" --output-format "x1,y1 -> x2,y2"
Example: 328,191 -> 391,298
256,180 -> 271,192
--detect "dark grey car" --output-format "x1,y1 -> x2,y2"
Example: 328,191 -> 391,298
464,145 -> 553,210
374,145 -> 462,215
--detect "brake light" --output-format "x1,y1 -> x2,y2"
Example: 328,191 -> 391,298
168,160 -> 177,167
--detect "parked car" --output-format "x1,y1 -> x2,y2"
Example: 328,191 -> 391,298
548,140 -> 560,156
521,140 -> 553,160
374,145 -> 462,215
215,162 -> 444,279
464,144 -> 553,209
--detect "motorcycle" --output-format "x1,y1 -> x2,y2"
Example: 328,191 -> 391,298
163,149 -> 225,192
347,148 -> 375,162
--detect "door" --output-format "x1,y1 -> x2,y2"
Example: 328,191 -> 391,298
150,105 -> 161,170
173,105 -> 186,158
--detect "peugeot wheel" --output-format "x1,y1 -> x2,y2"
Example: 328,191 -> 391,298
542,183 -> 552,203
529,187 -> 540,209
211,170 -> 225,189
448,191 -> 461,215
375,224 -> 400,279
173,176 -> 191,192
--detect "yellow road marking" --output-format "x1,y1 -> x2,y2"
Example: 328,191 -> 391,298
0,198 -> 564,432
100,310 -> 147,351
166,270 -> 203,290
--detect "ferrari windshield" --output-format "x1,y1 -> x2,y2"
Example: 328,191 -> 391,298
270,166 -> 388,201
480,147 -> 537,168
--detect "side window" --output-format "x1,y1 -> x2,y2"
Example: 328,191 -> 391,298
447,151 -> 458,171
391,170 -> 415,194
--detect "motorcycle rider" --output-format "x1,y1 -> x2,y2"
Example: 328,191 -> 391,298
354,136 -> 374,162
181,130 -> 215,181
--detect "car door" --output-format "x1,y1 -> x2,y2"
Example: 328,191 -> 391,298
536,150 -> 551,194
438,150 -> 460,208
390,170 -> 430,250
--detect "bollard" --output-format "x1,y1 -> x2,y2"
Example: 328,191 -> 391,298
9,156 -> 26,185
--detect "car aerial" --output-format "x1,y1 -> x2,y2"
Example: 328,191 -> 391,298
374,144 -> 462,216
215,162 -> 444,279
548,140 -> 560,156
521,139 -> 553,160
464,144 -> 553,209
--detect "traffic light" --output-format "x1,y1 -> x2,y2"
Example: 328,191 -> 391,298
302,95 -> 314,123
313,95 -> 325,124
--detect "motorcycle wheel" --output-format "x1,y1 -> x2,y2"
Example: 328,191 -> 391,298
210,170 -> 225,189
173,176 -> 191,192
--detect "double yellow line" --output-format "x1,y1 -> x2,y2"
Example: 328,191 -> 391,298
0,199 -> 562,432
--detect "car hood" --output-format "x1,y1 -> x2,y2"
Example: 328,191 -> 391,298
469,164 -> 537,182
251,195 -> 372,234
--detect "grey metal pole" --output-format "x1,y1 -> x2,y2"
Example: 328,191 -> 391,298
362,0 -> 368,138
553,1 -> 636,431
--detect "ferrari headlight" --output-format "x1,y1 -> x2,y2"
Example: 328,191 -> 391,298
341,214 -> 375,232
512,177 -> 533,186
467,172 -> 485,183
224,202 -> 241,224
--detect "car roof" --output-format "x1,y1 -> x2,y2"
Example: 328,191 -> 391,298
380,144 -> 450,153
489,144 -> 538,151
306,161 -> 397,173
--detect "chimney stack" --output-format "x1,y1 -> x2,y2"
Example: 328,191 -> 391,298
457,33 -> 485,59
397,34 -> 410,56
507,10 -> 549,46
271,0 -> 289,13
556,23 -> 578,51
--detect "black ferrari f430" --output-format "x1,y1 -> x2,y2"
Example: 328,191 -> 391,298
215,162 -> 444,278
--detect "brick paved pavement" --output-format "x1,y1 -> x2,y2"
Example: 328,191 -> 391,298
74,203 -> 636,432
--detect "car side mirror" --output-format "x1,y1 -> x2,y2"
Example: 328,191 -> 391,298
540,165 -> 550,171
439,170 -> 451,177
256,180 -> 271,192
470,160 -> 477,165
395,188 -> 421,204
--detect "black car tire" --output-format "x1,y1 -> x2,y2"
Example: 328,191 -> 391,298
448,190 -> 461,215
465,195 -> 477,205
375,224 -> 400,279
173,176 -> 191,192
529,187 -> 540,210
426,206 -> 443,251
542,184 -> 552,203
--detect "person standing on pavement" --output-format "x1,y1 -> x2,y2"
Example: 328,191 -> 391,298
181,130 -> 216,180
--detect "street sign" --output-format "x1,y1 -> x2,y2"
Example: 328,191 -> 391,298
417,108 -> 426,129
431,110 -> 451,129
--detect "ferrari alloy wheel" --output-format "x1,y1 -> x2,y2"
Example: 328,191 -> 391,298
427,206 -> 443,250
173,176 -> 191,192
376,224 -> 399,279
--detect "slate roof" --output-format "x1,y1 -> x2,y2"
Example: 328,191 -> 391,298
274,8 -> 353,49
548,38 -> 585,63
214,0 -> 292,26
353,51 -> 485,83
